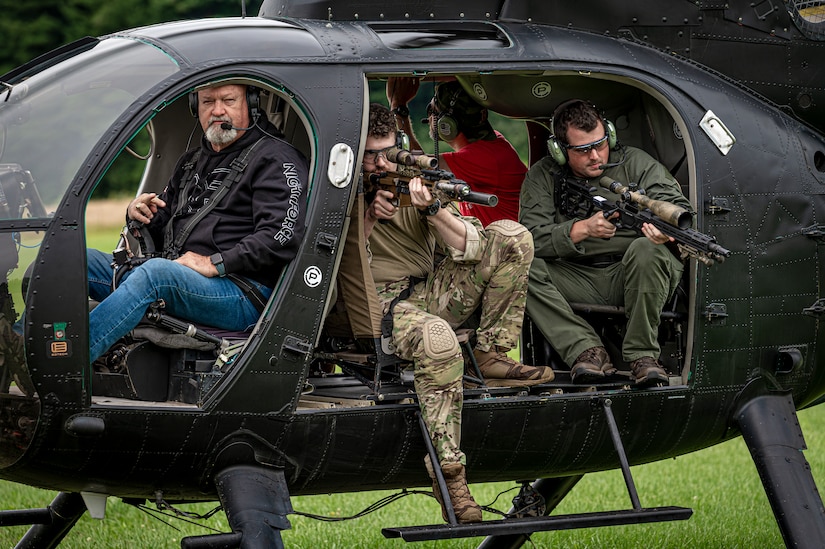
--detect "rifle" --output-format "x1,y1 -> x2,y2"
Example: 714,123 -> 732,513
364,147 -> 498,208
560,174 -> 731,266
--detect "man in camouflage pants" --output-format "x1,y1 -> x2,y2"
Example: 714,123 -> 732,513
363,103 -> 554,523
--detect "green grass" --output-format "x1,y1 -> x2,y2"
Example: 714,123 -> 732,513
1,404 -> 823,547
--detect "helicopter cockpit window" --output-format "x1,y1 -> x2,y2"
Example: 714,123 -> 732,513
0,37 -> 179,220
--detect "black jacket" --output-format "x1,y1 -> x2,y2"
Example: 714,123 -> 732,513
148,119 -> 308,287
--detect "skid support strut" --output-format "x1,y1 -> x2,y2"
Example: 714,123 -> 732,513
181,465 -> 292,549
735,392 -> 825,549
11,492 -> 87,549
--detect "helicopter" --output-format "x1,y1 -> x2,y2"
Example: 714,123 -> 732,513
0,0 -> 824,547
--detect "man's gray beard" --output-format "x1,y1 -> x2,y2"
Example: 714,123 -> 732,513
205,124 -> 238,146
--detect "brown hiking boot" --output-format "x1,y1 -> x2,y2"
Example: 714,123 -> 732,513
424,454 -> 482,523
473,349 -> 554,388
630,356 -> 669,387
570,346 -> 616,384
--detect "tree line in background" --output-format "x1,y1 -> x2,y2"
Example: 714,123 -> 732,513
0,1 -> 260,75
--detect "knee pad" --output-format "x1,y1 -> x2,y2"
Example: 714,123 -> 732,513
486,219 -> 528,237
486,219 -> 534,262
422,318 -> 460,361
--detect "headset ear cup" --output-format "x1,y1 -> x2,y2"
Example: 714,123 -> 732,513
605,119 -> 617,149
437,115 -> 459,141
188,92 -> 199,118
547,137 -> 567,165
247,86 -> 261,121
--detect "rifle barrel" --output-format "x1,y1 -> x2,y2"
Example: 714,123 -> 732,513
463,191 -> 498,207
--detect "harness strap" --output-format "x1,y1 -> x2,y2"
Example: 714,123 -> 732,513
380,275 -> 427,342
163,138 -> 267,259
163,150 -> 201,257
227,274 -> 268,314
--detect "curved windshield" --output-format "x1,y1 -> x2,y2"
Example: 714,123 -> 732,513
0,38 -> 179,217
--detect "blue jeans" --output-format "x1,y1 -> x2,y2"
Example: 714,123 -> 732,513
87,249 -> 270,362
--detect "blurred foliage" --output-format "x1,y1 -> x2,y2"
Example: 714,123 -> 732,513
99,131 -> 155,199
0,1 -> 262,76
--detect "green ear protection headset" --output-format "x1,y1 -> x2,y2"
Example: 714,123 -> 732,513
547,99 -> 617,165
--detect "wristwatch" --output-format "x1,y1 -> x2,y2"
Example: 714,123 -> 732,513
422,199 -> 442,217
210,253 -> 227,277
391,105 -> 410,118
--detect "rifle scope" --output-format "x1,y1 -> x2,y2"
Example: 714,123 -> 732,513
386,147 -> 438,170
599,176 -> 692,229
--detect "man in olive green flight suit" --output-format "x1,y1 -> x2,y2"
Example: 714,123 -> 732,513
519,99 -> 692,386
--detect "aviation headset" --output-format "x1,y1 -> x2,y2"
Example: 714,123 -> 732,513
188,85 -> 262,122
547,99 -> 617,165
432,83 -> 488,141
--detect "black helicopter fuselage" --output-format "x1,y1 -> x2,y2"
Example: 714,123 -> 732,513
0,4 -> 824,546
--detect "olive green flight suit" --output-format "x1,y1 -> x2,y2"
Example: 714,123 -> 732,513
519,147 -> 692,366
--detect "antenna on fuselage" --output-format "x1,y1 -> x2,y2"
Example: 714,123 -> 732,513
241,0 -> 247,17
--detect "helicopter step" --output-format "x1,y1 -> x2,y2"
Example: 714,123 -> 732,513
384,398 -> 692,543
382,506 -> 693,542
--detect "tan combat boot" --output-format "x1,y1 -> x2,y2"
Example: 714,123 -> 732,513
473,349 -> 555,387
424,454 -> 482,523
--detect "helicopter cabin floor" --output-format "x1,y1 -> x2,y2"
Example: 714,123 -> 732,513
296,371 -> 686,411
76,369 -> 687,409
90,395 -> 199,408
7,385 -> 199,409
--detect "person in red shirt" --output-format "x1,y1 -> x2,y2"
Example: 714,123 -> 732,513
387,78 -> 526,226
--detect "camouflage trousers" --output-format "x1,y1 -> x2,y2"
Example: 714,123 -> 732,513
377,220 -> 534,465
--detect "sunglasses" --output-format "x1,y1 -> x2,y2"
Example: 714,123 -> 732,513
565,134 -> 609,155
363,146 -> 392,163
